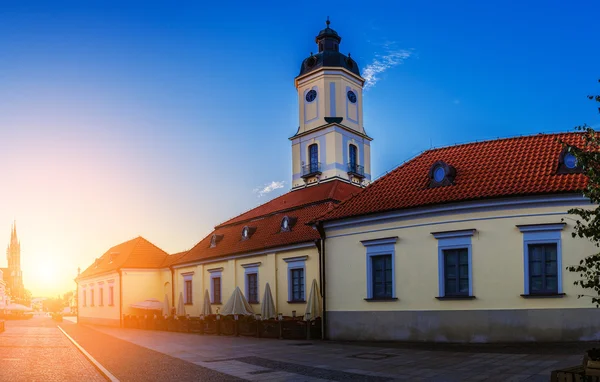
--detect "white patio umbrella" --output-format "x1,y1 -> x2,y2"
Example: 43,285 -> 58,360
130,298 -> 163,310
220,286 -> 254,316
176,292 -> 186,316
304,279 -> 322,321
201,289 -> 212,316
162,294 -> 170,316
260,282 -> 276,320
5,303 -> 33,312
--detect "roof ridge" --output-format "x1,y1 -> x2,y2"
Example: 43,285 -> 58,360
216,197 -> 338,229
423,131 -> 579,154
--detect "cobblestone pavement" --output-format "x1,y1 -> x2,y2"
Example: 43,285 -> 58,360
0,317 -> 105,382
58,321 -> 242,381
86,324 -> 589,381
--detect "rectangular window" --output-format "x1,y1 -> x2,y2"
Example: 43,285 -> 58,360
528,243 -> 558,294
108,286 -> 114,306
518,223 -> 564,296
309,144 -> 319,172
212,277 -> 221,304
185,280 -> 193,304
443,248 -> 469,296
432,229 -> 475,299
371,254 -> 393,299
291,268 -> 305,302
90,289 -> 94,307
82,290 -> 87,307
99,287 -> 104,306
247,273 -> 258,303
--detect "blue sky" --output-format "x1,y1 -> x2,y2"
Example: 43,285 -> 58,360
0,1 -> 598,295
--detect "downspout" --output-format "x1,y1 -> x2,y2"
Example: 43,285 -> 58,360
171,267 -> 175,311
118,269 -> 123,328
315,223 -> 327,340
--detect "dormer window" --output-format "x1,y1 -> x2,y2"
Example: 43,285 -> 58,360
241,226 -> 256,241
429,161 -> 456,188
557,148 -> 583,174
108,252 -> 119,264
209,234 -> 224,248
281,216 -> 297,232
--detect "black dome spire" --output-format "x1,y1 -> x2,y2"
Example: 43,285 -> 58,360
298,18 -> 360,78
316,17 -> 341,52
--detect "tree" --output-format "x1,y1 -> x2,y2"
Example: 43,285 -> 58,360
562,79 -> 600,306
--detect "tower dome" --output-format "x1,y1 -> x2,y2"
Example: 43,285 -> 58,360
298,18 -> 360,78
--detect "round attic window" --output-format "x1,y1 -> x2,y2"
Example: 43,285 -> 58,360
564,152 -> 577,169
433,166 -> 446,183
242,226 -> 250,239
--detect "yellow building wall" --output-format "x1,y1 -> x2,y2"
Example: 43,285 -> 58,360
325,202 -> 595,312
77,271 -> 120,326
121,269 -> 166,316
173,246 -> 320,317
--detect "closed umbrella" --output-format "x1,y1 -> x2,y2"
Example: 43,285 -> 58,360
201,289 -> 212,316
130,299 -> 163,311
162,294 -> 170,316
177,292 -> 186,316
304,279 -> 322,321
260,282 -> 276,320
220,286 -> 254,316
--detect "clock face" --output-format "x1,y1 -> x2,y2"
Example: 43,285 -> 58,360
305,89 -> 317,103
347,90 -> 357,103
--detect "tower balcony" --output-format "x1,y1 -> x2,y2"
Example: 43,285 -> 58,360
347,163 -> 365,179
302,162 -> 322,178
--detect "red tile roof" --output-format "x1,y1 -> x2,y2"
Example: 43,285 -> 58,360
216,180 -> 359,227
161,251 -> 188,267
77,237 -> 170,280
174,180 -> 361,265
316,133 -> 588,223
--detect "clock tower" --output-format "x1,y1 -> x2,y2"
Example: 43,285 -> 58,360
290,19 -> 372,189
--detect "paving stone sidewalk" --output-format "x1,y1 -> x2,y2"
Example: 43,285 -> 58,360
58,320 -> 242,381
86,324 -> 588,381
0,318 -> 105,382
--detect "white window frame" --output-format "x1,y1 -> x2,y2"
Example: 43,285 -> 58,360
208,268 -> 223,304
242,262 -> 261,303
517,223 -> 565,296
361,237 -> 398,300
432,229 -> 475,299
284,256 -> 307,302
182,272 -> 194,305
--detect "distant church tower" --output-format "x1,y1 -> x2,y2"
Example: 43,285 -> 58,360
290,18 -> 372,189
6,222 -> 24,300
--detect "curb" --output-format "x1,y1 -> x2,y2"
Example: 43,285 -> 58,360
57,325 -> 120,382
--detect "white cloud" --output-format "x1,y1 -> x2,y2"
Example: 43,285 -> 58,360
253,181 -> 285,197
362,45 -> 412,90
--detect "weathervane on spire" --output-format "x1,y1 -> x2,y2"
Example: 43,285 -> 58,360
326,16 -> 330,27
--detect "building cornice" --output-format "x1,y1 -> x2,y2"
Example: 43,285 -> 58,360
289,123 -> 372,141
172,241 -> 316,269
321,193 -> 589,231
295,67 -> 364,87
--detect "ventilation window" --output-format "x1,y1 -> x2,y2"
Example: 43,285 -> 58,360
241,226 -> 256,241
210,234 -> 224,248
428,161 -> 456,188
281,216 -> 297,232
557,148 -> 582,174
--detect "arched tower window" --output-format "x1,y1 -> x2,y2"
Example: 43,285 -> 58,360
309,144 -> 319,172
349,144 -> 357,170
